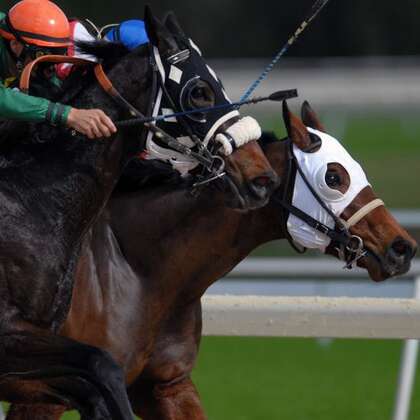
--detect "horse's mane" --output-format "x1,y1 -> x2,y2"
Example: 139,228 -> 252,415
57,40 -> 132,102
258,131 -> 286,148
75,40 -> 130,64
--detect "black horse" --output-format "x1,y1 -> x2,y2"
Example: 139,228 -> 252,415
0,9 -> 276,420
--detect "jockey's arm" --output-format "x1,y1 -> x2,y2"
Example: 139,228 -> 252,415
0,81 -> 116,139
0,79 -> 70,124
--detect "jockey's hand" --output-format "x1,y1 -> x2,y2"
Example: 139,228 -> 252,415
67,108 -> 117,139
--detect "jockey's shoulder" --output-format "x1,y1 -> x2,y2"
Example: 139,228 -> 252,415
0,12 -> 5,20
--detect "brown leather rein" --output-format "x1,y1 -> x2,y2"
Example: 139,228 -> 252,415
19,55 -> 115,96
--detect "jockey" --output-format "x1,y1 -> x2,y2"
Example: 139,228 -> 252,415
0,0 -> 116,140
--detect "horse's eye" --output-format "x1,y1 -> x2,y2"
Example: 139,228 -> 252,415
188,82 -> 215,111
191,86 -> 205,99
325,171 -> 341,188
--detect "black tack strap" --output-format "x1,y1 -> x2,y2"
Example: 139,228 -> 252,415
277,199 -> 349,245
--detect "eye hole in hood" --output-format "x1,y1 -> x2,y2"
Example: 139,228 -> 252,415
179,77 -> 215,123
316,162 -> 351,202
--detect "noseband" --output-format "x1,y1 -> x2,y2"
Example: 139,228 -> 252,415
274,138 -> 384,269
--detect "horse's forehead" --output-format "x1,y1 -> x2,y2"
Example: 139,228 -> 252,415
307,128 -> 364,175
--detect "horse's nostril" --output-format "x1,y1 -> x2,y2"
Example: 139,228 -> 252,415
391,239 -> 414,258
248,174 -> 278,202
252,173 -> 278,190
253,176 -> 271,187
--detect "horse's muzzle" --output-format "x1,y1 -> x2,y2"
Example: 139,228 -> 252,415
359,238 -> 417,282
223,170 -> 279,211
248,173 -> 278,202
384,238 -> 417,277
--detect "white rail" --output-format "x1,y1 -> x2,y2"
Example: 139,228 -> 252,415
202,295 -> 420,339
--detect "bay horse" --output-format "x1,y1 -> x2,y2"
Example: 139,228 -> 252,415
0,8 -> 277,420
5,102 -> 416,419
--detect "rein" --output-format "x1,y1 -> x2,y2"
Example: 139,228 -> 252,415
273,139 -> 384,269
115,89 -> 298,127
19,55 -> 218,171
20,55 -> 103,93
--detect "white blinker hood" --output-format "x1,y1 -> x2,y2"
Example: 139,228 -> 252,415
287,128 -> 370,251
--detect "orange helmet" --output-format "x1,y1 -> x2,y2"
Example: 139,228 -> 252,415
0,0 -> 71,48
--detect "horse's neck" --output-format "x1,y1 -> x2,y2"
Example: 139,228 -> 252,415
96,150 -> 288,302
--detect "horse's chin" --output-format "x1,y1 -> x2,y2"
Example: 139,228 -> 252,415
226,194 -> 270,212
357,249 -> 412,282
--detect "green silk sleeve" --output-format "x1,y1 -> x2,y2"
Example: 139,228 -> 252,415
0,81 -> 71,124
0,80 -> 48,122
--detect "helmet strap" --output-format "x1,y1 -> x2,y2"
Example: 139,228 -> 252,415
5,13 -> 30,71
5,39 -> 25,72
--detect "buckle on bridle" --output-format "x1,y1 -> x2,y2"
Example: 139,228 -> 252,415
191,156 -> 226,189
346,235 -> 363,253
342,235 -> 367,270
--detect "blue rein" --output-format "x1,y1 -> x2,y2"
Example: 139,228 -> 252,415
116,89 -> 298,127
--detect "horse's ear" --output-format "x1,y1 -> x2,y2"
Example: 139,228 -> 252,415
144,5 -> 179,56
283,101 -> 313,151
301,100 -> 326,132
164,11 -> 188,41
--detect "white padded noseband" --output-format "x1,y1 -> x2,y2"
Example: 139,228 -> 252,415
215,116 -> 262,156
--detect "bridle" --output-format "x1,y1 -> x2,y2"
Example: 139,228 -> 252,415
18,52 -> 236,184
143,46 -> 228,186
273,138 -> 384,269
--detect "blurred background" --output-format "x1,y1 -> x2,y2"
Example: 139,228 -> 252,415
2,0 -> 420,419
